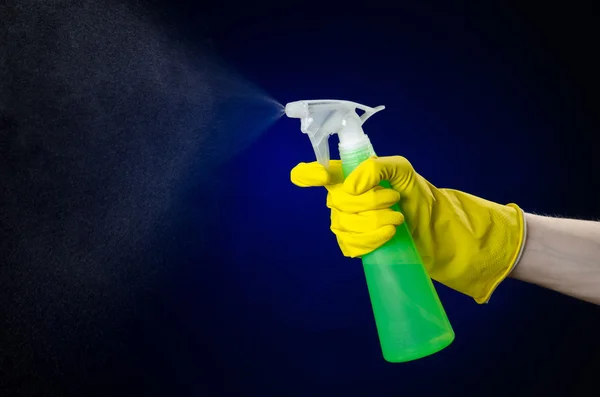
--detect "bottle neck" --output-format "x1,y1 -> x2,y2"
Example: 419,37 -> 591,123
338,113 -> 367,147
338,134 -> 372,153
339,136 -> 376,177
338,113 -> 374,167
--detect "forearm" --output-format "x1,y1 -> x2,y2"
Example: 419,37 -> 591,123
510,212 -> 600,305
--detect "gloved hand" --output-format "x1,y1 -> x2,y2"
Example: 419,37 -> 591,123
290,156 -> 526,303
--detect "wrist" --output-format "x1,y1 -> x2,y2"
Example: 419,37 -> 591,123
506,204 -> 529,277
474,203 -> 527,303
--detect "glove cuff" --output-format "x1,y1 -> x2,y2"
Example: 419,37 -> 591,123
475,203 -> 527,304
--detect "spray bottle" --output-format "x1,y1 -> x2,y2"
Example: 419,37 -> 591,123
286,99 -> 454,362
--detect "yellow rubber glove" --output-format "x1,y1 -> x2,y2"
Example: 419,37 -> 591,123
290,156 -> 526,304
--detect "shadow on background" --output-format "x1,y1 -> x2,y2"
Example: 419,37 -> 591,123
1,0 -> 599,396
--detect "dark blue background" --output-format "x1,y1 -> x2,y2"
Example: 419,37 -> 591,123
2,1 -> 599,396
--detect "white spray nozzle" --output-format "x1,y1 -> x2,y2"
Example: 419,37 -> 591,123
285,101 -> 306,118
285,99 -> 385,168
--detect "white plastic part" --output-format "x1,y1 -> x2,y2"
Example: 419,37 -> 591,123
285,99 -> 385,168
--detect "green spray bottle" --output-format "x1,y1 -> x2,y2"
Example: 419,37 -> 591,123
286,99 -> 454,362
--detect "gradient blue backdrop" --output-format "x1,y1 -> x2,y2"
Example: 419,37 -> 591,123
148,2 -> 599,396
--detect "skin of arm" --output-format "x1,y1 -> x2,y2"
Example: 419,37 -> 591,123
510,213 -> 600,305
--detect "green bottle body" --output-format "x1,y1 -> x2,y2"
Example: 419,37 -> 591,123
340,145 -> 454,363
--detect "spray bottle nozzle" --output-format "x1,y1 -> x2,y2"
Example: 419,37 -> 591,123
284,102 -> 306,118
285,99 -> 385,168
